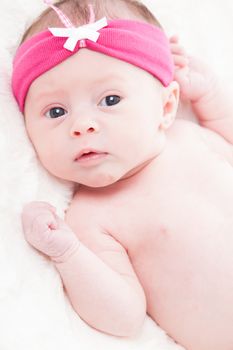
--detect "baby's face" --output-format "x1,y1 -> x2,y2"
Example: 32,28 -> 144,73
24,49 -> 174,187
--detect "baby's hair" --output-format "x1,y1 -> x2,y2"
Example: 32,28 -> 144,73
21,0 -> 162,43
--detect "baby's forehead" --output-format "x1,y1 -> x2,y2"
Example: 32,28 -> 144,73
27,49 -> 162,105
31,48 -> 154,86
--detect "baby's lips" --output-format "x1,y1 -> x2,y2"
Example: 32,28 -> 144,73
75,149 -> 98,161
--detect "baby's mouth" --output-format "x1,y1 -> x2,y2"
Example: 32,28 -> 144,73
75,149 -> 108,163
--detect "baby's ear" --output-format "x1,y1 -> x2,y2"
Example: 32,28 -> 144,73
160,81 -> 180,130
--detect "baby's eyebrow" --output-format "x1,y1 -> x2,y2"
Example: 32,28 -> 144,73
33,74 -> 127,104
35,89 -> 66,101
91,74 -> 128,86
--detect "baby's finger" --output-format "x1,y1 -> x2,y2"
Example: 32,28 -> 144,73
23,201 -> 57,214
31,212 -> 59,232
169,35 -> 179,44
170,43 -> 186,56
173,54 -> 189,68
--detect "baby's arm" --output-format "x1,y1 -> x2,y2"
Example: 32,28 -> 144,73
171,36 -> 233,145
22,201 -> 146,336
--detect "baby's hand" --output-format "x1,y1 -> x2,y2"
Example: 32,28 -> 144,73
22,202 -> 79,262
170,36 -> 217,103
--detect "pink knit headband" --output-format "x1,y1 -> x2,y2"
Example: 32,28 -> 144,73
12,6 -> 174,112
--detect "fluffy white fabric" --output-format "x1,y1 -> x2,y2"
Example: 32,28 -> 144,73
0,0 -> 232,349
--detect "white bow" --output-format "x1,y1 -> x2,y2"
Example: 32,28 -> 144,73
49,17 -> 108,52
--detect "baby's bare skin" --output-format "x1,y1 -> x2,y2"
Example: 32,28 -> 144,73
66,119 -> 233,350
21,34 -> 233,349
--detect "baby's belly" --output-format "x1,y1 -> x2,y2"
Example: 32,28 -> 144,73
132,214 -> 233,350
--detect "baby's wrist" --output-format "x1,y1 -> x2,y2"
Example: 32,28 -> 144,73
192,79 -> 220,116
51,240 -> 81,264
196,71 -> 219,101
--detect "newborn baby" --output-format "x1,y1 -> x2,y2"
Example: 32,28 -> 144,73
12,1 -> 233,349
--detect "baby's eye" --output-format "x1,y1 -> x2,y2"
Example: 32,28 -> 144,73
99,95 -> 121,107
45,107 -> 67,119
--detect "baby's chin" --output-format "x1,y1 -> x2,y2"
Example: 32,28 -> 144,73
76,172 -> 121,188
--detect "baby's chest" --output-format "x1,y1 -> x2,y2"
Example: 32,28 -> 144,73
105,181 -> 181,254
111,154 -> 233,256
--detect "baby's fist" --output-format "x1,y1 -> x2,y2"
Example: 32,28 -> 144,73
170,36 -> 217,102
22,201 -> 79,262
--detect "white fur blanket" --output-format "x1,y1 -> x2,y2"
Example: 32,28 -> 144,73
0,1 -> 232,349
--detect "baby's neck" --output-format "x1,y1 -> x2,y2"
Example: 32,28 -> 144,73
120,156 -> 158,182
78,154 -> 160,196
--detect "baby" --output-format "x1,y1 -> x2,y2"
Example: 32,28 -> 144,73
12,1 -> 233,349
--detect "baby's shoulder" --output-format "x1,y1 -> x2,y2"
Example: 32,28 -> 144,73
170,119 -> 200,136
169,119 -> 233,164
168,119 -> 200,143
65,188 -> 111,242
66,186 -> 118,229
68,186 -> 107,216
166,119 -> 204,155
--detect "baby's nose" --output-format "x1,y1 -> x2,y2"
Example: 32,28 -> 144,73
70,119 -> 100,137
